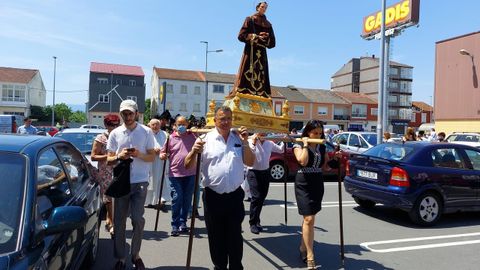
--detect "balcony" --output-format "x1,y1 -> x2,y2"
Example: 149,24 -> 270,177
333,115 -> 350,120
351,113 -> 367,118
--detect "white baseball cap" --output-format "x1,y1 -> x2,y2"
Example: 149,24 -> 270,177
119,99 -> 138,113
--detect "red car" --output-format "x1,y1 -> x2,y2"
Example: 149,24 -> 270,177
269,140 -> 351,181
37,126 -> 59,136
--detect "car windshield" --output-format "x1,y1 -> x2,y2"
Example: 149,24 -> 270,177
363,143 -> 414,161
55,132 -> 99,153
0,152 -> 26,254
362,134 -> 378,146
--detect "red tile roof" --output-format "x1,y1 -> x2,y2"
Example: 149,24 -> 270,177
0,67 -> 38,84
90,62 -> 144,77
412,101 -> 433,112
332,91 -> 377,104
154,67 -> 204,82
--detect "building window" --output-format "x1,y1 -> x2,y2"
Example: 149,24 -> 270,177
166,84 -> 173,94
3,111 -> 24,116
371,108 -> 378,115
400,68 -> 413,79
351,104 -> 367,118
317,106 -> 327,115
99,94 -> 109,103
129,80 -> 136,87
194,86 -> 201,95
213,85 -> 224,93
115,79 -> 122,85
421,112 -> 427,123
389,68 -> 399,75
2,84 -> 26,102
179,103 -> 187,111
126,96 -> 137,102
389,81 -> 398,88
389,109 -> 398,117
181,85 -> 187,94
294,105 -> 304,115
193,103 -> 200,112
97,78 -> 108,84
275,103 -> 282,116
228,85 -> 234,92
388,95 -> 398,103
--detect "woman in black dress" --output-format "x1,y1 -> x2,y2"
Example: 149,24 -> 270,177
293,120 -> 338,269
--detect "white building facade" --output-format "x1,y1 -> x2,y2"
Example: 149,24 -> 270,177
0,67 -> 47,118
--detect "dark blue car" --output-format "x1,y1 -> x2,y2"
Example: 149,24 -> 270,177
344,142 -> 480,226
0,135 -> 101,269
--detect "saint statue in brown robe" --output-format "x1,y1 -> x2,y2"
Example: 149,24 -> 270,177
227,2 -> 275,99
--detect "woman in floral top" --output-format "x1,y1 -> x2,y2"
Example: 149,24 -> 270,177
91,114 -> 120,236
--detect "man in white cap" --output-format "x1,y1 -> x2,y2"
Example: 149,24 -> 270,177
107,99 -> 156,270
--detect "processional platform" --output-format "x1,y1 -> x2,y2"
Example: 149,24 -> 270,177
205,92 -> 291,133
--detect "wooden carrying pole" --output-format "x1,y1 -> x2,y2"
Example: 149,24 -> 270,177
336,146 -> 345,266
154,134 -> 170,231
186,152 -> 202,269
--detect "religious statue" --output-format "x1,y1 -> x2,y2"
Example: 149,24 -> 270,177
227,1 -> 275,98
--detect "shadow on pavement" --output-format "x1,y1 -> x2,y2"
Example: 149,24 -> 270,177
148,267 -> 209,270
246,230 -> 395,270
353,205 -> 480,229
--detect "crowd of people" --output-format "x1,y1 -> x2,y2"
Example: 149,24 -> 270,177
90,98 -> 344,270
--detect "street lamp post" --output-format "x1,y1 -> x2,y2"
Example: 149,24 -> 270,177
200,41 -> 223,114
51,56 -> 57,127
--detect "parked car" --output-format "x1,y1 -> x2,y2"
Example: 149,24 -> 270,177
446,132 -> 480,148
54,128 -> 105,168
37,126 -> 59,137
344,142 -> 480,226
332,131 -> 378,153
80,124 -> 104,129
269,139 -> 350,181
0,134 -> 101,269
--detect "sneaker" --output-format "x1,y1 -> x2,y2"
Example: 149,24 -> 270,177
113,260 -> 126,270
179,224 -> 189,233
171,228 -> 180,237
256,223 -> 263,232
131,258 -> 145,270
250,224 -> 260,234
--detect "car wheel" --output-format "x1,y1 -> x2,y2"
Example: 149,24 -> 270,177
409,192 -> 443,226
353,197 -> 376,209
270,161 -> 286,181
83,218 -> 100,267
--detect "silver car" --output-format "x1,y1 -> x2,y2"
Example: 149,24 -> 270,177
332,131 -> 378,153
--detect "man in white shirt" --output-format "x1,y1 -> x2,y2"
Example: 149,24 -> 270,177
247,133 -> 284,234
106,100 -> 155,270
185,106 -> 254,270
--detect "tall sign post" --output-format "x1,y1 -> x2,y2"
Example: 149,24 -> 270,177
361,0 -> 420,143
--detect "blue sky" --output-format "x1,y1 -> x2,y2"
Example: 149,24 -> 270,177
1,0 -> 479,110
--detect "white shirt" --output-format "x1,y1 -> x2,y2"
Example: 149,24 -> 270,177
248,139 -> 284,170
107,122 -> 156,184
200,128 -> 245,194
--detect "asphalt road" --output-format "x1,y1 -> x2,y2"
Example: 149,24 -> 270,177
91,180 -> 480,270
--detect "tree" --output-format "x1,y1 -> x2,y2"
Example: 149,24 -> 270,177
70,111 -> 87,123
43,103 -> 73,124
30,105 -> 49,121
143,98 -> 151,125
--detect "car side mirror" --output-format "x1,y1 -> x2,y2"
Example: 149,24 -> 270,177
43,206 -> 88,236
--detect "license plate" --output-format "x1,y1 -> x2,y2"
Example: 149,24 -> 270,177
357,169 -> 378,180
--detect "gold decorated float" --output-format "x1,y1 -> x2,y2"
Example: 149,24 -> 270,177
205,92 -> 290,133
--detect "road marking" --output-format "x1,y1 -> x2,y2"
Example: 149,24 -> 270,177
279,201 -> 356,209
360,232 -> 480,253
270,182 -> 341,187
